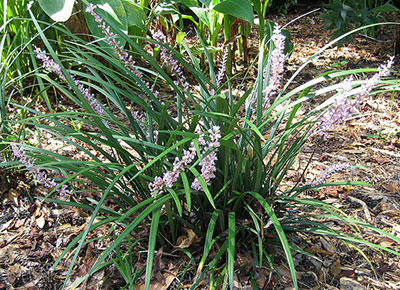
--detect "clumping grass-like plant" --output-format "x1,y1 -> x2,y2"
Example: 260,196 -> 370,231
3,3 -> 400,289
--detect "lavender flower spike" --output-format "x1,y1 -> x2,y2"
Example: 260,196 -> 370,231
152,30 -> 189,91
149,143 -> 197,195
85,4 -> 149,86
191,126 -> 221,191
11,143 -> 72,195
318,56 -> 394,137
355,56 -> 394,99
216,47 -> 228,88
312,163 -> 352,186
263,23 -> 286,106
149,126 -> 221,195
318,77 -> 354,137
34,47 -> 106,119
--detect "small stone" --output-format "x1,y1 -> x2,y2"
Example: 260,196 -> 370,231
340,277 -> 366,290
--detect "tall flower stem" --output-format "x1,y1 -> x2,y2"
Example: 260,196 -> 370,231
11,143 -> 71,195
35,46 -> 107,123
318,56 -> 394,137
85,4 -> 154,95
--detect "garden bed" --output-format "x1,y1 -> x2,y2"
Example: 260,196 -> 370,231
1,2 -> 400,289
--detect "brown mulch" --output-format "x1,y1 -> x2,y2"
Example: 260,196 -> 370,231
1,2 -> 400,289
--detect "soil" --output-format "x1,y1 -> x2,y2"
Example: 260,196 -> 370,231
1,2 -> 400,290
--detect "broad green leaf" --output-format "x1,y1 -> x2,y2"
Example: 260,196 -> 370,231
190,7 -> 211,28
178,0 -> 198,7
38,0 -> 75,22
371,3 -> 400,13
199,0 -> 211,6
154,2 -> 179,15
121,0 -> 146,30
213,0 -> 254,24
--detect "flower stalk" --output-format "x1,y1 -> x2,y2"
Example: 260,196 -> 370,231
263,23 -> 286,107
318,56 -> 394,136
152,30 -> 189,92
11,143 -> 71,195
34,47 -> 106,121
149,126 -> 221,195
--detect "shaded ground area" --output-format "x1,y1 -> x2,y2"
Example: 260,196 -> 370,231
1,2 -> 400,289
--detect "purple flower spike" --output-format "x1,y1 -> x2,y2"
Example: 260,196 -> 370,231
318,77 -> 354,137
85,4 -> 153,92
11,143 -> 72,195
149,126 -> 221,195
312,163 -> 352,186
191,126 -> 221,191
318,56 -> 395,137
152,30 -> 189,91
35,46 -> 107,122
263,23 -> 286,106
250,23 -> 286,113
216,48 -> 228,89
149,143 -> 197,195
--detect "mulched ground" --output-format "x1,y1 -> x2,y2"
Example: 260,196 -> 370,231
1,2 -> 400,289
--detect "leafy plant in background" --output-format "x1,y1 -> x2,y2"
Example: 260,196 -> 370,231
321,0 -> 400,46
37,0 -> 148,48
164,0 -> 254,74
2,0 -> 400,289
157,0 -> 293,79
0,0 -> 55,149
266,0 -> 298,15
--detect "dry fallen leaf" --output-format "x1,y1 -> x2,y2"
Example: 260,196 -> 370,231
175,228 -> 199,249
255,268 -> 271,289
339,277 -> 366,290
152,247 -> 166,284
322,186 -> 342,198
275,264 -> 293,280
376,237 -> 395,248
237,252 -> 254,273
329,259 -> 342,277
382,182 -> 400,193
342,149 -> 363,154
305,248 -> 335,256
8,189 -> 19,206
36,215 -> 46,229
134,270 -> 177,290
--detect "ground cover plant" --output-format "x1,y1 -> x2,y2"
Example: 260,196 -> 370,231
1,1 -> 400,289
321,0 -> 400,46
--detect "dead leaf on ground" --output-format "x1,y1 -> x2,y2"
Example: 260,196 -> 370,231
322,186 -> 342,198
76,242 -> 97,277
134,270 -> 177,290
152,247 -> 166,284
382,182 -> 400,193
329,259 -> 342,278
305,248 -> 335,256
376,237 -> 395,248
175,228 -> 199,249
8,189 -> 19,206
275,264 -> 293,280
